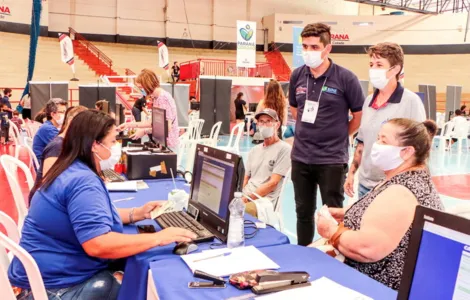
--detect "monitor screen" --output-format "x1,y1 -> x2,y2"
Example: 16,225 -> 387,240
249,103 -> 258,112
190,102 -> 200,110
408,221 -> 470,299
191,150 -> 235,221
152,107 -> 168,147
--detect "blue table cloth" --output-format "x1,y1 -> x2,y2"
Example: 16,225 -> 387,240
150,244 -> 398,300
110,179 -> 290,300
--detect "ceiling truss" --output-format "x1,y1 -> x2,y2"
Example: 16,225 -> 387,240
346,0 -> 470,14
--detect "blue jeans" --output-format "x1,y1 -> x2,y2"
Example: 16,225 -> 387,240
358,183 -> 371,200
17,270 -> 121,300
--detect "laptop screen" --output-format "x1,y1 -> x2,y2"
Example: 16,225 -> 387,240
191,150 -> 235,221
408,221 -> 470,299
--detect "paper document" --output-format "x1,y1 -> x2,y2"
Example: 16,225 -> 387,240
106,181 -> 138,192
182,246 -> 280,277
255,277 -> 372,300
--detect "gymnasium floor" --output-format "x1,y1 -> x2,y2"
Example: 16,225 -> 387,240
1,135 -> 469,245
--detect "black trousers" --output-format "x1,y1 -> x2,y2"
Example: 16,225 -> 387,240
292,160 -> 348,246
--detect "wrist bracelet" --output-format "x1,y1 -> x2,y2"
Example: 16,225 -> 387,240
129,207 -> 136,224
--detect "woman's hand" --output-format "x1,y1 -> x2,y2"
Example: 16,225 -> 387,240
329,207 -> 345,223
135,201 -> 165,221
317,213 -> 339,240
117,122 -> 136,132
156,227 -> 197,246
130,128 -> 147,139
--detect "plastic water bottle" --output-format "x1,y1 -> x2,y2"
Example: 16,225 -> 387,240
168,189 -> 189,211
227,192 -> 246,249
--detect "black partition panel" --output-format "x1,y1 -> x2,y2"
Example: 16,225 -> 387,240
418,84 -> 437,121
200,77 -> 232,136
30,82 -> 69,118
79,86 -> 116,112
445,85 -> 462,121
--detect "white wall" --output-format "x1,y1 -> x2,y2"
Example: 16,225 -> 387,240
0,0 -> 48,26
269,13 -> 470,46
47,0 -> 359,43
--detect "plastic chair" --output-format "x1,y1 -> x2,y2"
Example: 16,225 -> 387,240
0,232 -> 48,300
219,122 -> 244,155
7,121 -> 21,159
0,155 -> 34,232
274,169 -> 291,233
433,121 -> 454,153
23,137 -> 40,171
0,211 -> 20,271
199,121 -> 222,147
452,120 -> 470,153
178,119 -> 205,171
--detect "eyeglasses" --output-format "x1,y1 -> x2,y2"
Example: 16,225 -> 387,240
258,120 -> 275,126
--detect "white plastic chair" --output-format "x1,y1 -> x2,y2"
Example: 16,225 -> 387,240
199,121 -> 222,147
0,211 -> 20,271
178,119 -> 205,171
452,120 -> 470,153
0,232 -> 48,300
433,121 -> 454,153
1,155 -> 34,232
219,122 -> 244,155
274,169 -> 291,233
7,121 -> 21,159
23,137 -> 40,171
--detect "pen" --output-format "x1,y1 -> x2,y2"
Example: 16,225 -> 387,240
193,252 -> 231,263
113,197 -> 135,203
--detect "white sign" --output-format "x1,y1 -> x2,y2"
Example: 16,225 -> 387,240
236,20 -> 256,68
0,0 -> 48,26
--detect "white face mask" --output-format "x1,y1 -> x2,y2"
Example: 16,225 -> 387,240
370,142 -> 406,171
56,114 -> 65,126
96,143 -> 121,170
302,50 -> 324,69
369,68 -> 392,90
259,126 -> 275,139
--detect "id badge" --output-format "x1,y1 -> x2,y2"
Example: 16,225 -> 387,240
301,100 -> 319,124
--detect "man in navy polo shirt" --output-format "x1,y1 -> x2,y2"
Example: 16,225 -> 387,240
33,98 -> 67,164
289,23 -> 364,246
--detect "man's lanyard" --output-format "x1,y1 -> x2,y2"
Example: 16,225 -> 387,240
306,76 -> 328,103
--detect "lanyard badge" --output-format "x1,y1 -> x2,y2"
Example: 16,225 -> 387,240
301,77 -> 327,125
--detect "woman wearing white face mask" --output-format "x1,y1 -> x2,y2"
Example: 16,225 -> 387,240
14,110 -> 196,299
316,118 -> 443,290
345,43 -> 426,200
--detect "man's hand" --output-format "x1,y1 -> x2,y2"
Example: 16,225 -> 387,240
344,173 -> 355,198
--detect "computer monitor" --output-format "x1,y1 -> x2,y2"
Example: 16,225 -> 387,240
398,206 -> 470,300
151,107 -> 168,148
190,102 -> 200,111
249,103 -> 258,112
188,144 -> 245,242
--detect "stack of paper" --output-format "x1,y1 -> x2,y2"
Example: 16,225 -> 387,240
255,277 -> 372,300
106,181 -> 138,192
181,246 -> 280,277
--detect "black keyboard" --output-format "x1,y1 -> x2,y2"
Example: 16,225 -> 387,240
155,211 -> 214,243
103,169 -> 126,182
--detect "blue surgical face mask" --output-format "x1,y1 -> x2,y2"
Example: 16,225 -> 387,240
140,88 -> 147,96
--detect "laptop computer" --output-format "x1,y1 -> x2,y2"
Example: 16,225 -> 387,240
398,205 -> 470,300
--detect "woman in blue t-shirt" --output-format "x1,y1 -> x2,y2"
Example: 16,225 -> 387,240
9,110 -> 196,299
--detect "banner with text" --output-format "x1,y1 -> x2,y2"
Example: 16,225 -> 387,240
0,0 -> 48,26
236,20 -> 256,68
292,27 -> 304,69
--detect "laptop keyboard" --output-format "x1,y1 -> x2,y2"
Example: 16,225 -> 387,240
155,211 -> 214,243
103,169 -> 126,182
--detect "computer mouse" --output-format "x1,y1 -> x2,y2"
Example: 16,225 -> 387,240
173,242 -> 198,255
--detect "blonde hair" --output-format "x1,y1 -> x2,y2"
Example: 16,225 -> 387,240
264,80 -> 286,125
59,105 -> 88,134
136,69 -> 160,95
